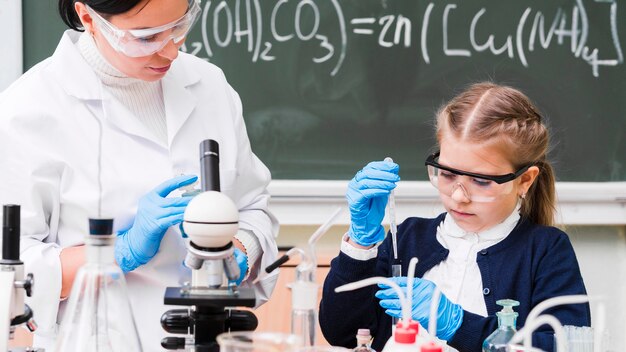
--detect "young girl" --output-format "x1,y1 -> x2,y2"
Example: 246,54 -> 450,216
319,82 -> 590,351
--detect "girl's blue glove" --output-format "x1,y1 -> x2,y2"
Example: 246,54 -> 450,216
376,277 -> 464,341
346,160 -> 399,246
230,248 -> 249,286
115,175 -> 198,273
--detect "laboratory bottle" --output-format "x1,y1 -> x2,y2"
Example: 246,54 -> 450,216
353,328 -> 375,352
290,278 -> 318,346
55,218 -> 143,352
482,299 -> 520,352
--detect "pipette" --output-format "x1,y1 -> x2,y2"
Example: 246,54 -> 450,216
384,157 -> 402,326
384,157 -> 399,261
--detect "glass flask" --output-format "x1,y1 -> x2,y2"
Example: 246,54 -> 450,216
55,219 -> 142,352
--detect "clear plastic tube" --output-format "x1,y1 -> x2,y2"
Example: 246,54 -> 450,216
509,314 -> 566,352
336,277 -> 411,328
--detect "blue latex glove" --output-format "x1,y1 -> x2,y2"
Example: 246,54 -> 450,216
229,248 -> 249,286
376,277 -> 464,341
115,175 -> 198,273
346,160 -> 400,246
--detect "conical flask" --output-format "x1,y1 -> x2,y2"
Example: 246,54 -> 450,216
55,219 -> 143,351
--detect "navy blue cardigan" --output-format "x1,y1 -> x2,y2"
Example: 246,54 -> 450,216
319,214 -> 590,352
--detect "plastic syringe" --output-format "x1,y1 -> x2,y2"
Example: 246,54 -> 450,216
384,157 -> 398,260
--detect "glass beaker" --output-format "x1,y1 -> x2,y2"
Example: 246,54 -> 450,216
217,331 -> 303,352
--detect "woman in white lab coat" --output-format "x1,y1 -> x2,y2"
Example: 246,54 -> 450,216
0,0 -> 278,350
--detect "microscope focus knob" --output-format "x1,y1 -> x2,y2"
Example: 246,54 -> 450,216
182,191 -> 239,248
15,273 -> 34,297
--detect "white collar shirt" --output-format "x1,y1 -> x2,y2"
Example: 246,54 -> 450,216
422,206 -> 521,317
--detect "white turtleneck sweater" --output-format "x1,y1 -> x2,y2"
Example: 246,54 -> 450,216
77,33 -> 168,145
341,206 -> 521,317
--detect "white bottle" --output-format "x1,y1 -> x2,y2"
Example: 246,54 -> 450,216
382,320 -> 421,352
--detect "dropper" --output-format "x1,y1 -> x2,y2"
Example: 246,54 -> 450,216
384,157 -> 399,261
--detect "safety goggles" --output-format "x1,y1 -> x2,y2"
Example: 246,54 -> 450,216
86,0 -> 201,57
425,151 -> 531,203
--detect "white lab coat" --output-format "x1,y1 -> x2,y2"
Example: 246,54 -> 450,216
0,30 -> 279,351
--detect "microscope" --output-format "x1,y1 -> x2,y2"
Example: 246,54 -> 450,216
161,140 -> 257,351
0,205 -> 41,352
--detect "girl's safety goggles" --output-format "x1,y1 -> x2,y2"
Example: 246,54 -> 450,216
425,151 -> 531,203
86,0 -> 201,57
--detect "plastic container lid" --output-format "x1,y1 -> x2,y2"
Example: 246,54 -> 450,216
393,322 -> 417,344
357,329 -> 371,337
406,320 -> 419,334
420,342 -> 443,352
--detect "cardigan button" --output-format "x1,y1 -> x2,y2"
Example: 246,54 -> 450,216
480,250 -> 488,256
483,288 -> 490,295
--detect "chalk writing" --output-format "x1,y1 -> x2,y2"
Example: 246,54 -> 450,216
181,0 -> 623,77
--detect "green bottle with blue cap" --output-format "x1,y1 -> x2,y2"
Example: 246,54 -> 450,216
482,299 -> 520,351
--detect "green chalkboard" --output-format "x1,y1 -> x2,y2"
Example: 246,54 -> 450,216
22,0 -> 626,181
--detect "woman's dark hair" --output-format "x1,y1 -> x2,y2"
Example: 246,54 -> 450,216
59,0 -> 142,31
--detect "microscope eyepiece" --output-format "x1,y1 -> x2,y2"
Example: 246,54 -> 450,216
200,139 -> 220,192
2,204 -> 21,262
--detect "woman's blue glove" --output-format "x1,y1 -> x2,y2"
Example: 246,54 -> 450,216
115,175 -> 198,273
376,277 -> 464,341
229,248 -> 249,285
346,160 -> 399,246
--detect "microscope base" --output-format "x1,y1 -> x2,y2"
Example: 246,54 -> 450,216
162,286 -> 257,350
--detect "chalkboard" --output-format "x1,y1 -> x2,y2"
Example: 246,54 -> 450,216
22,0 -> 626,181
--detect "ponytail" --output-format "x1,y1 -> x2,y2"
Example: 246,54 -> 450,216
521,160 -> 556,227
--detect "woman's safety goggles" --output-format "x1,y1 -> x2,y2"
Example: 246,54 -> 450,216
425,151 -> 531,203
86,0 -> 201,57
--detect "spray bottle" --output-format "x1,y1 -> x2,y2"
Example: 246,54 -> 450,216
263,208 -> 343,346
482,299 -> 519,351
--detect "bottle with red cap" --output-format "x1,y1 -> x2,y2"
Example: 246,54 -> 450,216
420,341 -> 443,352
381,319 -> 428,352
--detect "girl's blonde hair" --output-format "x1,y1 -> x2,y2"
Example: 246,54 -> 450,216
435,82 -> 556,226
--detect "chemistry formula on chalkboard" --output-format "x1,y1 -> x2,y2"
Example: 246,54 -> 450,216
182,0 -> 623,78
